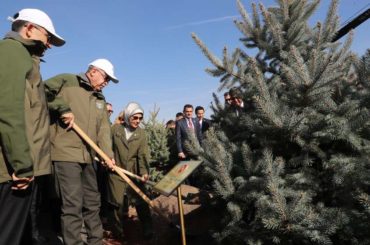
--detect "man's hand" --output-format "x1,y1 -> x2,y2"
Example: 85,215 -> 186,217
178,152 -> 186,159
11,173 -> 34,190
234,98 -> 244,108
61,112 -> 75,129
106,158 -> 116,171
141,174 -> 149,182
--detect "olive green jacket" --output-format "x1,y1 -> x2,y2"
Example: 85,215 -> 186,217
0,32 -> 51,183
107,123 -> 150,206
44,73 -> 113,164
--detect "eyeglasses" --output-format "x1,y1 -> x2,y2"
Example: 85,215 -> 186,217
96,69 -> 110,82
225,98 -> 232,102
131,116 -> 143,121
108,110 -> 113,114
33,25 -> 52,43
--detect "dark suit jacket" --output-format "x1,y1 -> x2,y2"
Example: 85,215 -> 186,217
199,118 -> 212,134
176,117 -> 202,156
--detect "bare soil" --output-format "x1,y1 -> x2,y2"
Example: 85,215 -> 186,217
38,185 -> 216,245
103,185 -> 217,245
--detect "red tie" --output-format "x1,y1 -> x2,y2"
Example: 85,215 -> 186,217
188,118 -> 194,129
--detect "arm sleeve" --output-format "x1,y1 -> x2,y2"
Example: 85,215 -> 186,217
195,119 -> 203,145
0,42 -> 33,177
44,74 -> 71,116
97,104 -> 114,158
138,131 -> 150,175
176,120 -> 183,153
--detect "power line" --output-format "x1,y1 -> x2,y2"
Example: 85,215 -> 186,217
332,6 -> 370,42
341,3 -> 370,26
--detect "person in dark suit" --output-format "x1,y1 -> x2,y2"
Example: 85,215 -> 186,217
195,106 -> 212,134
224,91 -> 232,108
229,87 -> 246,117
175,112 -> 184,121
176,104 -> 202,160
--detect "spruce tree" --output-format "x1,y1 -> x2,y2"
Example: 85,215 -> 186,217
143,106 -> 170,166
353,49 -> 370,101
192,0 -> 370,244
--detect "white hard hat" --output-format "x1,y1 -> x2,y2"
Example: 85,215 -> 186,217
8,8 -> 65,47
89,58 -> 119,83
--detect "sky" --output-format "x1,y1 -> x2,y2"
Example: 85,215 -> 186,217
1,0 -> 369,122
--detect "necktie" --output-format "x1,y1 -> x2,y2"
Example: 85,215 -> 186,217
188,118 -> 194,129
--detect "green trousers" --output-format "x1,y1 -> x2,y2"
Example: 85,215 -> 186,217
54,161 -> 103,245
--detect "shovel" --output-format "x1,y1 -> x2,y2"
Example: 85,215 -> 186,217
72,123 -> 170,222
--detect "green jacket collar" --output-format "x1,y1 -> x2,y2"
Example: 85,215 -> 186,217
4,31 -> 46,59
77,73 -> 106,100
4,31 -> 36,45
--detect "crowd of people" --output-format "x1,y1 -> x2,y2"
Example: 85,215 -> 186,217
0,8 -> 246,245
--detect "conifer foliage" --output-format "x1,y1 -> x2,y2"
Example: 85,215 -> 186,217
143,106 -> 169,167
192,0 -> 370,244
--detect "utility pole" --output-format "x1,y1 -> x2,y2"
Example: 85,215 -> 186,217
332,7 -> 370,42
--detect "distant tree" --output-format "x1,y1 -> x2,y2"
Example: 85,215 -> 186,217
143,106 -> 170,168
192,0 -> 370,244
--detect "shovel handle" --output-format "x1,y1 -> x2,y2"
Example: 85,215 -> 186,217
72,123 -> 153,204
72,123 -> 170,222
94,156 -> 156,186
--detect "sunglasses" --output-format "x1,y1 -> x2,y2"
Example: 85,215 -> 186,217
33,25 -> 52,43
131,116 -> 143,121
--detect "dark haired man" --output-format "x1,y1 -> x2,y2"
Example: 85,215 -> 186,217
106,102 -> 114,117
176,104 -> 202,160
224,91 -> 232,107
0,8 -> 65,245
176,112 -> 184,121
195,106 -> 212,134
229,87 -> 245,117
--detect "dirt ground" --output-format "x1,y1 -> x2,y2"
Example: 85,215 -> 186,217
102,185 -> 217,245
103,207 -> 181,245
103,205 -> 216,245
39,185 -> 216,245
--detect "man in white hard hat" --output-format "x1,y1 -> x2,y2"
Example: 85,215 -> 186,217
44,58 -> 118,245
0,8 -> 65,245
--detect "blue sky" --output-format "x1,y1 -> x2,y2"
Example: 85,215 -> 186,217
1,0 -> 369,122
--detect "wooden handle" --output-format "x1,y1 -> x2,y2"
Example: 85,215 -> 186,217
72,123 -> 153,205
116,166 -> 157,186
94,157 -> 156,186
72,123 -> 170,222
